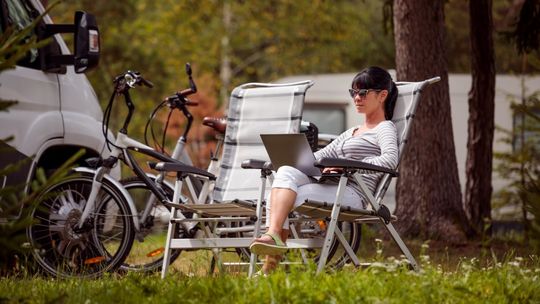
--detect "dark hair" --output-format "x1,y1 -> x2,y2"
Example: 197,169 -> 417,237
351,66 -> 398,120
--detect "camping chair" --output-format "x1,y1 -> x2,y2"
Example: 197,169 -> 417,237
294,76 -> 441,273
154,80 -> 314,278
155,76 -> 440,277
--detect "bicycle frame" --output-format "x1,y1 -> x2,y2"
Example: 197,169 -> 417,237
135,131 -> 222,232
76,130 -> 205,231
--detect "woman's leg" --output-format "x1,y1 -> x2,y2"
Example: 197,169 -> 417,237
252,166 -> 312,272
261,183 -> 363,273
261,166 -> 313,237
267,188 -> 296,235
258,188 -> 294,274
261,230 -> 289,274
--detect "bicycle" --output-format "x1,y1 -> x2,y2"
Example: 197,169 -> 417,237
27,65 -> 214,277
119,65 -> 226,272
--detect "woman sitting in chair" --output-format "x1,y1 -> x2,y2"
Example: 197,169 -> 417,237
249,66 -> 399,274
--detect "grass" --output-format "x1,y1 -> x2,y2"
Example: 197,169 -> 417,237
2,225 -> 538,303
0,250 -> 539,304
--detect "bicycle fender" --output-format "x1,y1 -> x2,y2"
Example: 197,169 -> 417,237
73,167 -> 140,231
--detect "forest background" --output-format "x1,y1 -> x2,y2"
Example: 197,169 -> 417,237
50,0 -> 538,163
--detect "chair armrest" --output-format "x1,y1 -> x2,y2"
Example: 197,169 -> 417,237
149,162 -> 216,180
241,159 -> 266,169
241,159 -> 274,171
241,159 -> 274,179
314,158 -> 398,177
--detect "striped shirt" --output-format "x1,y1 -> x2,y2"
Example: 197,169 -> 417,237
314,120 -> 399,206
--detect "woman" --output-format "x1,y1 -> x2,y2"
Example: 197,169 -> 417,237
250,66 -> 399,274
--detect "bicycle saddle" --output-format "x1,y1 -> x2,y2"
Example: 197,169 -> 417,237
202,116 -> 227,134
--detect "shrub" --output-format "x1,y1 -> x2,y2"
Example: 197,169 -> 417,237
493,85 -> 540,251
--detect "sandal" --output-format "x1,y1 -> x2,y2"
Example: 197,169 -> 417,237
249,233 -> 288,255
251,270 -> 268,278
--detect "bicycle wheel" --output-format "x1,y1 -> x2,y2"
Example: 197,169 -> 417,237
27,174 -> 135,278
306,220 -> 362,269
119,176 -> 196,272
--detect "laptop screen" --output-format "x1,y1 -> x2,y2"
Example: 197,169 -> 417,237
261,134 -> 321,176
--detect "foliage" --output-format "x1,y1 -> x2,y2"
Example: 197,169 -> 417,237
0,7 -> 52,72
0,149 -> 85,275
493,85 -> 540,251
49,2 -> 393,113
0,256 -> 538,303
503,0 -> 540,55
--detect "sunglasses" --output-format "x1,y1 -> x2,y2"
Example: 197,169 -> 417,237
349,88 -> 382,98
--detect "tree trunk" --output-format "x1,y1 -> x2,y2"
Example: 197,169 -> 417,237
220,0 -> 232,111
393,0 -> 469,242
464,0 -> 496,236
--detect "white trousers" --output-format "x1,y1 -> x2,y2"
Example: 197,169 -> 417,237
266,166 -> 363,229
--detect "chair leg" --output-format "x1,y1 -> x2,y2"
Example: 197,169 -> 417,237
161,207 -> 177,279
290,224 -> 309,265
248,175 -> 268,277
203,223 -> 223,274
316,176 -> 348,274
352,172 -> 420,272
334,227 -> 360,267
383,222 -> 420,271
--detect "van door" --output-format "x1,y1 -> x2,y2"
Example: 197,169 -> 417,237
0,0 -> 63,217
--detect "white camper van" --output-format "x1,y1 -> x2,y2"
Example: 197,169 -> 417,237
0,0 -> 108,221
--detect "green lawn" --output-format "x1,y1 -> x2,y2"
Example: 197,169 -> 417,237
1,254 -> 538,304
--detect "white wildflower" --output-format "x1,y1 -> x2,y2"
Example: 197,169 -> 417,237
508,261 -> 520,267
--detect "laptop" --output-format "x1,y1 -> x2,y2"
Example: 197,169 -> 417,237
260,133 -> 322,176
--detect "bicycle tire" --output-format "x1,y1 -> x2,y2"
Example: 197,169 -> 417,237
27,174 -> 135,278
311,222 -> 362,269
119,176 -> 195,272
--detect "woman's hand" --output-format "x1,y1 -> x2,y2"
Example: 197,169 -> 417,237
322,167 -> 343,174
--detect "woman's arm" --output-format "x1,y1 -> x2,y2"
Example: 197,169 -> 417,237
361,121 -> 399,169
314,128 -> 352,160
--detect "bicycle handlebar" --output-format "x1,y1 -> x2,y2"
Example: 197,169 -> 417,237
178,88 -> 195,96
164,63 -> 199,109
143,62 -> 199,150
140,77 -> 154,88
165,95 -> 199,108
173,64 -> 197,97
114,70 -> 154,91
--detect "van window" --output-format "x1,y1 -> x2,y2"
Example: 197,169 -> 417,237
303,106 -> 346,135
2,0 -> 65,73
5,0 -> 40,69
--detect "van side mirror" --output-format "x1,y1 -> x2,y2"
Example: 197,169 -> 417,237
73,11 -> 99,73
41,11 -> 100,73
